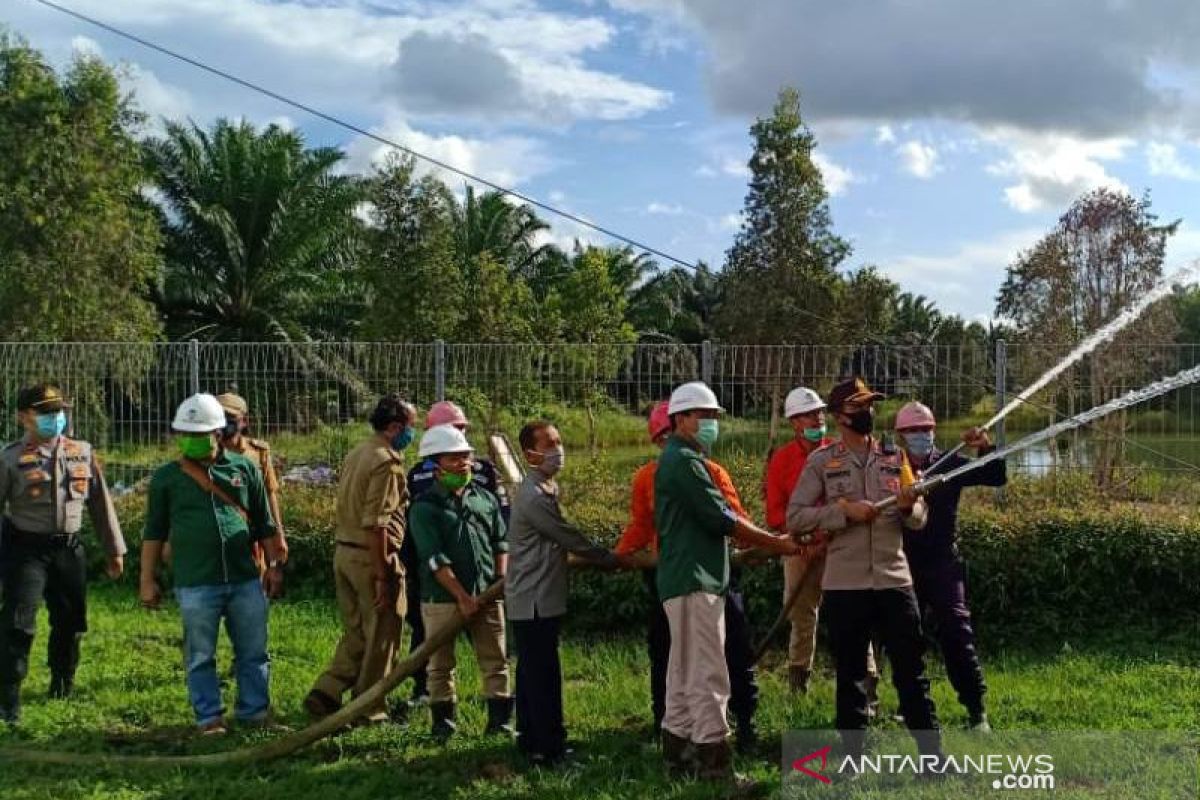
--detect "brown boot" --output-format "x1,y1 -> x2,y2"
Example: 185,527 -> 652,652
695,739 -> 758,792
661,729 -> 695,778
789,666 -> 811,695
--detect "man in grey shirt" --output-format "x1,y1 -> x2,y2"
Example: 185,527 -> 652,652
506,420 -> 625,766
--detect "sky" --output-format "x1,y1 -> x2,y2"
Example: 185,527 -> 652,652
8,0 -> 1200,322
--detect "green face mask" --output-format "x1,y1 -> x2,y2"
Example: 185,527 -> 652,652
439,470 -> 471,491
802,425 -> 826,443
695,419 -> 720,449
177,434 -> 214,460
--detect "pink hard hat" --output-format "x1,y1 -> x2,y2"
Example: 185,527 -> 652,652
426,401 -> 469,428
895,401 -> 937,430
648,401 -> 671,441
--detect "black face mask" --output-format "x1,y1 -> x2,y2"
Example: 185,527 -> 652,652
221,419 -> 243,439
842,408 -> 875,435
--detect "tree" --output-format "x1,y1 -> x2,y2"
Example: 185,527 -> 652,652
452,186 -> 556,282
996,188 -> 1179,486
0,35 -> 161,341
146,118 -> 363,342
715,86 -> 850,346
360,154 -> 463,341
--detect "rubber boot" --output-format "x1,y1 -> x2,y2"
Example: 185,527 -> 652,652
430,700 -> 457,742
789,666 -> 811,695
695,739 -> 758,791
0,683 -> 19,725
969,710 -> 992,733
661,729 -> 694,778
485,696 -> 515,736
735,715 -> 759,755
48,673 -> 74,700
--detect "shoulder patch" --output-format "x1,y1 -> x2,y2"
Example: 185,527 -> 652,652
249,438 -> 270,451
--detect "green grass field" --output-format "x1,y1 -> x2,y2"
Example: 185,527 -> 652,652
1,586 -> 1197,799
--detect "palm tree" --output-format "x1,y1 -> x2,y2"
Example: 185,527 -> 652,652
146,118 -> 364,342
451,186 -> 556,281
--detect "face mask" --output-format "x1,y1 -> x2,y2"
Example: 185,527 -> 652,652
802,425 -> 826,443
439,470 -> 471,491
177,434 -> 215,460
843,409 -> 875,435
538,446 -> 565,476
35,411 -> 67,440
221,419 -> 241,439
903,431 -> 935,459
695,419 -> 720,449
392,426 -> 414,451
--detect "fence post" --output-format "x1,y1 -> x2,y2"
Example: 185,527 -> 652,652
434,339 -> 446,402
994,338 -> 1007,506
188,338 -> 200,395
701,340 -> 713,385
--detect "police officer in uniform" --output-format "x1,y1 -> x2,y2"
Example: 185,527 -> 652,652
217,393 -> 289,574
0,384 -> 124,723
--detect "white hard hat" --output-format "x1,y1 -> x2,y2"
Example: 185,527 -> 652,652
172,393 -> 226,433
418,424 -> 474,459
667,381 -> 724,416
784,386 -> 826,418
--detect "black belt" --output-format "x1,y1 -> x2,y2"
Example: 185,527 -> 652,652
336,540 -> 368,550
4,526 -> 79,548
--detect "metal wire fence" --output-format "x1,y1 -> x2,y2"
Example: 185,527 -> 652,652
0,340 -> 1197,490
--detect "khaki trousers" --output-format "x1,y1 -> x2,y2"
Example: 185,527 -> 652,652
662,592 -> 730,745
422,600 -> 510,704
784,552 -> 826,670
312,546 -> 404,717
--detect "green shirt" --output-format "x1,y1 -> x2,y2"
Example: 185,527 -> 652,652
410,482 -> 508,603
144,452 -> 274,588
654,435 -> 737,601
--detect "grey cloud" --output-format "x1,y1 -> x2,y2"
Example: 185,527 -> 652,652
390,31 -> 526,115
671,0 -> 1200,135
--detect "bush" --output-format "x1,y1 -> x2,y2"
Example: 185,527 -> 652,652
93,479 -> 1200,643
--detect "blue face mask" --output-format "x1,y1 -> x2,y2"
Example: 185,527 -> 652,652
35,411 -> 66,440
903,431 -> 935,460
392,426 -> 414,451
696,419 -> 720,449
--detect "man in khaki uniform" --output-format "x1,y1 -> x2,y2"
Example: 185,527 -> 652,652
787,377 -> 944,767
304,394 -> 415,724
0,384 -> 124,724
217,393 -> 288,568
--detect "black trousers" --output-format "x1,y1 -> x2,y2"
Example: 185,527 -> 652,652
645,568 -> 758,730
0,534 -> 88,689
910,555 -> 987,715
823,587 -> 941,756
399,534 -> 427,699
513,614 -> 566,759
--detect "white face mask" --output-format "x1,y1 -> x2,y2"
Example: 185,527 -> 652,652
538,446 -> 565,476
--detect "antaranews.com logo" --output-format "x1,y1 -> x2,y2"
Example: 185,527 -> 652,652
790,744 -> 1055,788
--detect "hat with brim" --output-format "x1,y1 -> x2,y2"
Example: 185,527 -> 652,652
827,378 -> 885,411
17,384 -> 71,413
216,393 -> 248,418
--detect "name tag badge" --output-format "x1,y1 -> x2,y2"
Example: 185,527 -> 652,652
18,453 -> 39,467
229,475 -> 244,488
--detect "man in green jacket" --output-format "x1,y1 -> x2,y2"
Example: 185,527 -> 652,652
410,424 -> 510,741
656,382 -> 801,783
139,394 -> 282,734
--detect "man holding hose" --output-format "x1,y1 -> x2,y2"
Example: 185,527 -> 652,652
787,378 -> 944,768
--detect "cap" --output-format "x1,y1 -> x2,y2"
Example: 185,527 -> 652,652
17,384 -> 71,413
216,392 -> 248,417
827,377 -> 884,411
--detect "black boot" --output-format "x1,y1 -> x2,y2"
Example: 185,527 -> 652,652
48,673 -> 74,700
0,683 -> 19,725
485,696 -> 515,736
661,729 -> 694,778
430,701 -> 457,742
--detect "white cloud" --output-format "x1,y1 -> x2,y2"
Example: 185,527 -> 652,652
875,124 -> 896,145
720,157 -> 751,178
343,117 -> 556,189
897,140 -> 940,179
984,129 -> 1133,213
882,228 -> 1045,317
646,201 -> 684,215
813,153 -> 856,196
1146,141 -> 1200,180
717,212 -> 742,233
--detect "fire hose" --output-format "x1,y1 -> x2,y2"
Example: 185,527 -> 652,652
0,580 -> 506,767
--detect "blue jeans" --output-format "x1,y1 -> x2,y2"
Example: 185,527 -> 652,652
177,578 -> 270,727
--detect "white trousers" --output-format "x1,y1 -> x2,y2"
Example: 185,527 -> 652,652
662,592 -> 730,744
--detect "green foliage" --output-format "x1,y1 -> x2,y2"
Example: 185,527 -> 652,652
0,35 -> 162,342
146,118 -> 364,342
